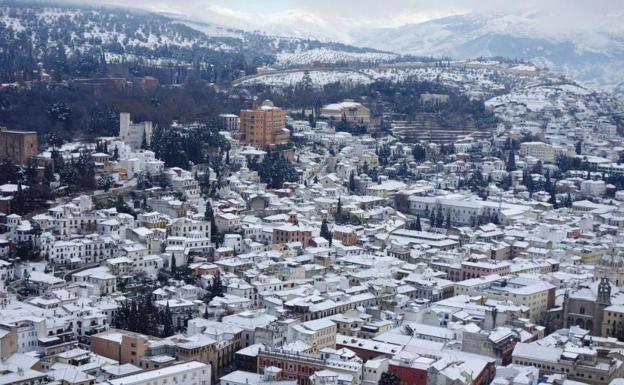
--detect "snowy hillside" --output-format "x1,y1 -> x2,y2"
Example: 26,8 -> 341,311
237,69 -> 373,88
275,48 -> 398,66
0,3 -> 394,83
351,13 -> 624,89
238,60 -> 553,101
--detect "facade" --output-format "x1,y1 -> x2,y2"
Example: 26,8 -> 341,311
240,100 -> 289,148
602,304 -> 624,338
119,112 -> 153,150
462,327 -> 517,365
219,114 -> 240,131
273,225 -> 313,246
0,128 -> 38,164
519,142 -> 556,163
290,319 -> 337,353
512,342 -> 622,385
562,277 -> 612,336
257,348 -> 363,385
321,100 -> 370,126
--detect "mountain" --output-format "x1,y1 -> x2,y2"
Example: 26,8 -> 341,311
351,13 -> 624,89
0,2 -> 395,84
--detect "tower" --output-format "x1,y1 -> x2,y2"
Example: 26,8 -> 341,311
596,277 -> 611,336
597,277 -> 612,306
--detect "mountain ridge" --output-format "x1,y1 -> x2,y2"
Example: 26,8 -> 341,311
350,12 -> 624,89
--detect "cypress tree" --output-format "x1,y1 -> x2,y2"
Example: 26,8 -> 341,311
162,302 -> 174,337
506,151 -> 516,172
170,256 -> 177,277
349,171 -> 356,192
436,207 -> 444,228
415,214 -> 422,231
320,219 -> 330,240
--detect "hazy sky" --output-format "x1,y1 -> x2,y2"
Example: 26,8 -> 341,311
78,0 -> 623,42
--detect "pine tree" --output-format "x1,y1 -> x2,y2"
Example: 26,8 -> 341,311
445,212 -> 452,229
429,210 -> 436,228
415,214 -> 422,231
336,198 -> 342,215
378,371 -> 401,385
412,144 -> 426,162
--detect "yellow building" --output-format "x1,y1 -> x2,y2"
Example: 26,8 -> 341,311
602,305 -> 624,338
321,100 -> 371,126
568,246 -> 607,265
240,100 -> 289,148
291,318 -> 337,353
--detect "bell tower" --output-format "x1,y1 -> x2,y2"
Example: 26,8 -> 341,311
597,277 -> 612,306
596,277 -> 611,336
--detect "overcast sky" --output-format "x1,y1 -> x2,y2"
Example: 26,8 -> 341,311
78,0 -> 623,42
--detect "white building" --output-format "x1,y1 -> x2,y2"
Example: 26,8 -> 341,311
580,180 -> 606,197
119,112 -> 153,150
519,142 -> 555,163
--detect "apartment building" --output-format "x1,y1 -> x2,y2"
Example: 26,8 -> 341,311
273,224 -> 313,246
290,318 -> 337,353
454,275 -> 556,320
240,100 -> 289,148
602,304 -> 624,338
461,260 -> 511,280
512,343 -> 622,385
257,347 -> 363,385
519,142 -> 556,163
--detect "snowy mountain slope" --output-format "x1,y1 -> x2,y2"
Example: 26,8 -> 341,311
351,13 -> 624,89
275,48 -> 398,66
237,69 -> 373,88
0,2 -> 395,83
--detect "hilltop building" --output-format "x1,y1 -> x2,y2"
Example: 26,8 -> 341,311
0,128 -> 37,164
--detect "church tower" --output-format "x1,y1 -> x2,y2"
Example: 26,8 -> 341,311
596,277 -> 612,336
597,277 -> 612,306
